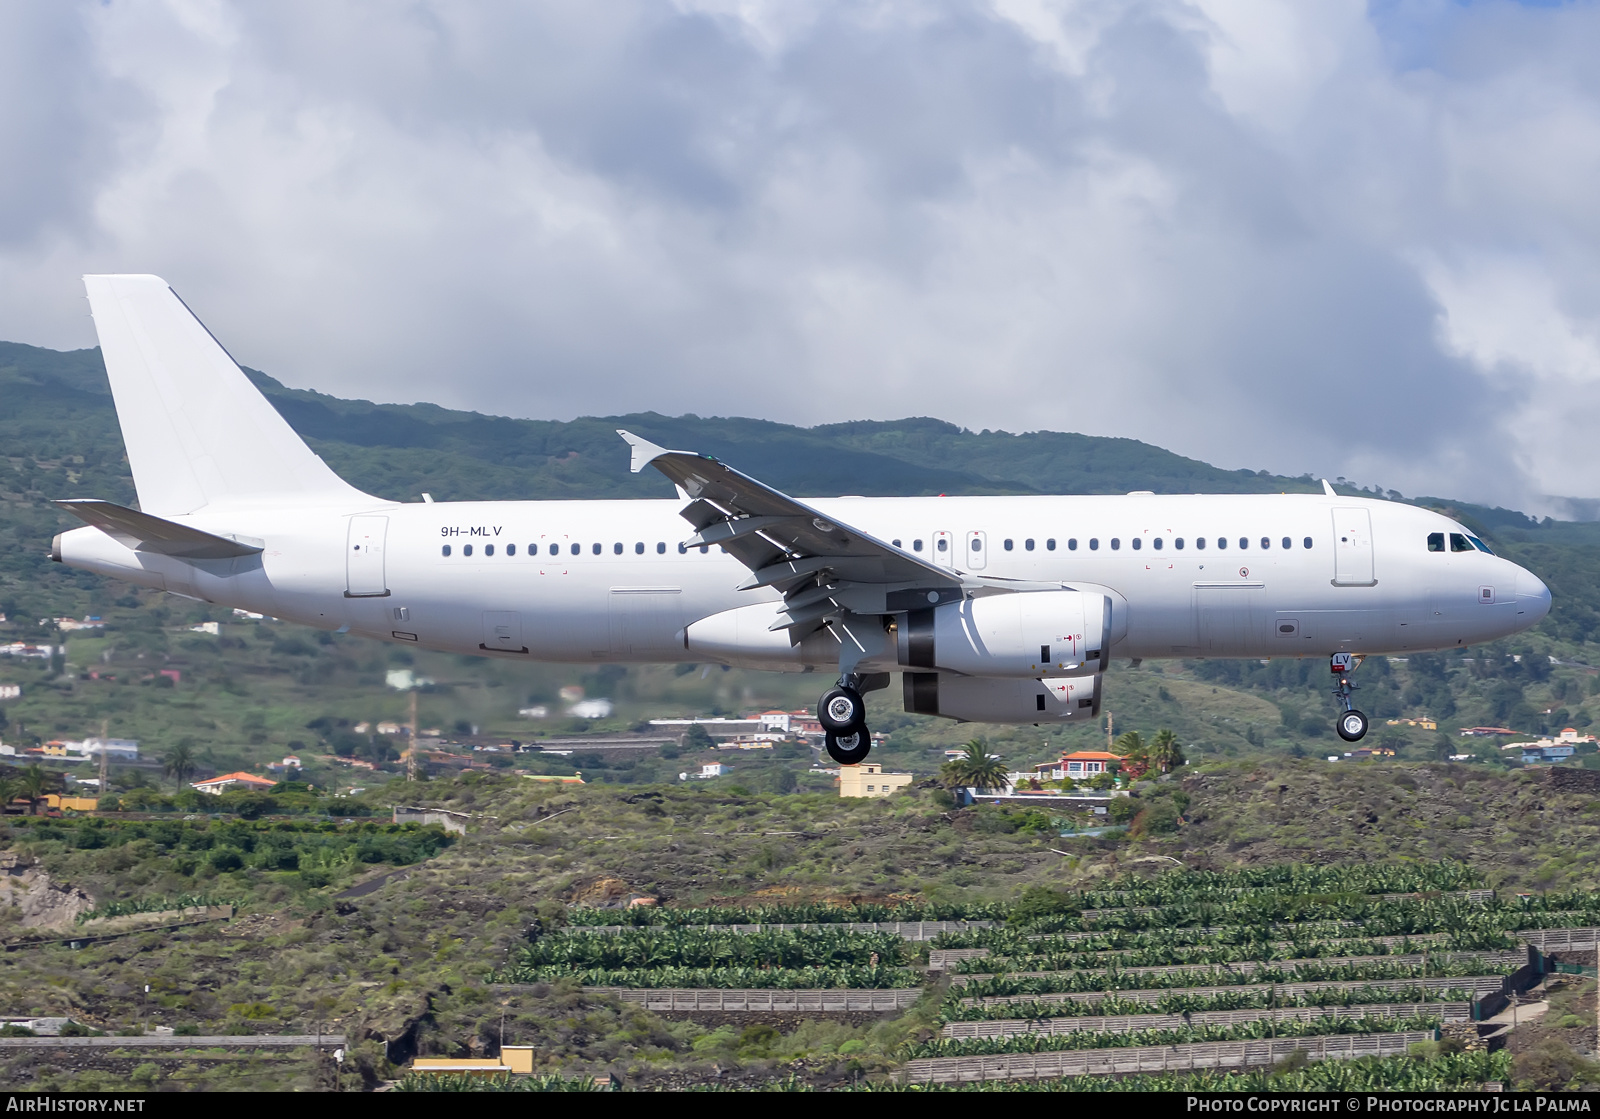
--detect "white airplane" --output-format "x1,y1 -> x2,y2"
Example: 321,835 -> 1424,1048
52,275 -> 1552,764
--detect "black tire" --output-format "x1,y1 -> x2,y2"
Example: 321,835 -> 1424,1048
817,686 -> 865,732
1336,709 -> 1369,742
826,725 -> 871,765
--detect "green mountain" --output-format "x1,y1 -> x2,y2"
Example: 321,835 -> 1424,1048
4,338 -> 1600,778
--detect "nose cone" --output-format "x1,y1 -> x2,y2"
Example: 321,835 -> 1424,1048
1517,567 -> 1552,625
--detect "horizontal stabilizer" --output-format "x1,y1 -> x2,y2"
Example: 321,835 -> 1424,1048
56,499 -> 263,560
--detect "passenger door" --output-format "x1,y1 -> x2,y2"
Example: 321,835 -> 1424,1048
345,516 -> 389,597
1332,508 -> 1376,586
931,530 -> 955,568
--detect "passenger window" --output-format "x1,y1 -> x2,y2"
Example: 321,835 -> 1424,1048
1239,537 -> 1248,549
1153,538 -> 1163,551
700,545 -> 709,554
1216,538 -> 1226,550
510,544 -> 519,556
913,539 -> 923,551
1025,539 -> 1035,551
1003,538 -> 1013,551
1260,537 -> 1269,550
1469,535 -> 1493,555
937,538 -> 948,552
1110,538 -> 1121,550
1281,537 -> 1290,550
485,544 -> 495,556
1089,538 -> 1099,551
592,543 -> 602,555
1196,538 -> 1205,550
657,542 -> 666,554
1450,533 -> 1473,553
635,542 -> 644,554
441,544 -> 451,557
1046,538 -> 1056,551
1303,536 -> 1313,549
464,544 -> 473,557
571,543 -> 580,556
1068,538 -> 1078,551
1174,538 -> 1184,550
1427,532 -> 1445,552
1131,538 -> 1142,551
678,543 -> 688,554
613,542 -> 623,555
971,538 -> 982,552
892,539 -> 902,548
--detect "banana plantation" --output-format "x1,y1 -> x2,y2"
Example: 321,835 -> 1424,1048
492,860 -> 1594,1088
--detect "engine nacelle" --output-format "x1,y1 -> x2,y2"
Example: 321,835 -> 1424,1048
903,672 -> 1101,724
897,590 -> 1110,678
684,600 -> 890,670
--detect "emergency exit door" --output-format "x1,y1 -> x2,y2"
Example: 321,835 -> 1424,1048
345,516 -> 389,597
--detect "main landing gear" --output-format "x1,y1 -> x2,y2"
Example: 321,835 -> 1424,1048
1331,653 -> 1369,742
819,678 -> 872,765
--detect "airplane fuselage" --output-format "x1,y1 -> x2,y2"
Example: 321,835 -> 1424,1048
56,490 -> 1550,670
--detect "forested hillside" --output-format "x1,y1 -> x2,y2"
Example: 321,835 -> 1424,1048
4,339 -> 1600,778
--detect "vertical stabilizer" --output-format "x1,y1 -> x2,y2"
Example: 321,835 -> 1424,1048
82,274 -> 369,516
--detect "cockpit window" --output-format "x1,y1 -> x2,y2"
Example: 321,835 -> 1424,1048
1427,532 -> 1445,552
1469,535 -> 1494,555
1450,532 -> 1473,553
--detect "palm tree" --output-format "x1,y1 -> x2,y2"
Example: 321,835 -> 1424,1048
1114,730 -> 1149,778
1150,728 -> 1186,773
163,741 -> 198,789
940,739 -> 1010,792
19,764 -> 53,815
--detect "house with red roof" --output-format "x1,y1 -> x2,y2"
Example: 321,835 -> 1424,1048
191,772 -> 277,796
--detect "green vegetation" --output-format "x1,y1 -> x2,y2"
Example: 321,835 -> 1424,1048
904,1013 -> 1445,1059
944,985 -> 1492,1021
6,342 -> 1600,1089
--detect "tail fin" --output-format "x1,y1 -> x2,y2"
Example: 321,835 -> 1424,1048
83,274 -> 368,516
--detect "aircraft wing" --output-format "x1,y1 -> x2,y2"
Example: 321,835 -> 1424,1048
618,430 -> 963,634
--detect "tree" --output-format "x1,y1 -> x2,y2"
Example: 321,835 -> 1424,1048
939,739 -> 1009,792
1149,728 -> 1186,773
19,764 -> 54,815
1114,731 -> 1150,778
163,741 -> 197,789
0,776 -> 19,815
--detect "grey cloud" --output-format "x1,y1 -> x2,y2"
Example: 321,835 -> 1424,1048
1,0 -> 1599,512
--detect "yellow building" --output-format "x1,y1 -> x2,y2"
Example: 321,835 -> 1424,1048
43,794 -> 98,812
411,1046 -> 534,1076
838,763 -> 913,799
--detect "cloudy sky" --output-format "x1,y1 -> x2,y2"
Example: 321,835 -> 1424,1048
2,1 -> 1599,513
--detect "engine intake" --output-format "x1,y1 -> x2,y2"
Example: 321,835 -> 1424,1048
897,590 -> 1110,678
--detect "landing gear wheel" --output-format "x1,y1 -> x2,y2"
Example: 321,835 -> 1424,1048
818,686 -> 866,732
1336,709 -> 1369,743
826,724 -> 872,765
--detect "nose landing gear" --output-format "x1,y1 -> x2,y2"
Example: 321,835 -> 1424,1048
819,676 -> 872,765
1331,653 -> 1369,742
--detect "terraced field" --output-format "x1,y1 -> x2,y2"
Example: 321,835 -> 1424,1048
485,861 -> 1600,1088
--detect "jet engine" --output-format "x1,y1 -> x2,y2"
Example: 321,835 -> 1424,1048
903,672 -> 1101,724
896,590 -> 1111,678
